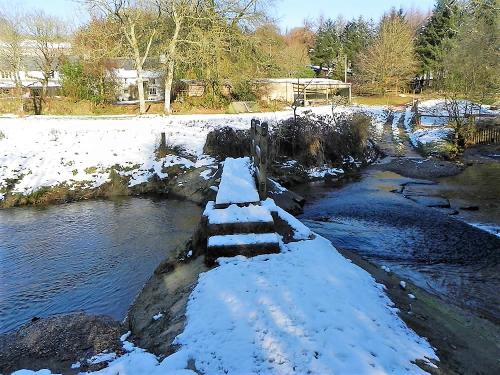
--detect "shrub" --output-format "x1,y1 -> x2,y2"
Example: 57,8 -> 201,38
270,112 -> 371,166
203,113 -> 372,167
60,60 -> 118,105
203,127 -> 251,159
231,80 -> 257,102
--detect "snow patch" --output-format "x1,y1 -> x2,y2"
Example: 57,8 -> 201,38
152,312 -> 164,321
215,157 -> 259,205
174,235 -> 438,374
263,198 -> 313,240
205,203 -> 273,224
308,166 -> 344,179
208,233 -> 279,247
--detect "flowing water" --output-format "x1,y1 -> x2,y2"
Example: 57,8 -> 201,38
0,197 -> 201,334
297,163 -> 500,322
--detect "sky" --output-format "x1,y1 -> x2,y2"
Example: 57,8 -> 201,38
6,0 -> 437,30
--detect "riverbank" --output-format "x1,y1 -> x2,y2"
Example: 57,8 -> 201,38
0,105 -> 386,209
5,203 -> 443,374
3,160 -> 499,374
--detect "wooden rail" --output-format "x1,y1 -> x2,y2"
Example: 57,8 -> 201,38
250,119 -> 269,200
467,127 -> 500,146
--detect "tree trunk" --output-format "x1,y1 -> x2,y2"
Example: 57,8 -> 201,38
163,10 -> 182,115
164,59 -> 175,114
136,67 -> 146,114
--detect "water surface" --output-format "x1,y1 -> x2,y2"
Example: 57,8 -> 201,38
298,165 -> 500,322
0,197 -> 201,334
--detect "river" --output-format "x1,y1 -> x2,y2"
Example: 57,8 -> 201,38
297,162 -> 500,323
0,197 -> 201,334
1,162 -> 498,334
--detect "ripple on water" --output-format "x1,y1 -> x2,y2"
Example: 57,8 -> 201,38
0,197 -> 201,334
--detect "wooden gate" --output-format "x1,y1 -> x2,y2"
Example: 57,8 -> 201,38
250,119 -> 269,200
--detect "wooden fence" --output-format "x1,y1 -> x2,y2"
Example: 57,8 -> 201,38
250,119 -> 269,200
467,127 -> 500,146
411,99 -> 500,145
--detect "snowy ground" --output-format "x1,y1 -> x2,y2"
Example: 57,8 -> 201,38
0,105 -> 386,200
417,99 -> 498,127
215,157 -> 259,205
13,205 -> 439,375
404,99 -> 499,148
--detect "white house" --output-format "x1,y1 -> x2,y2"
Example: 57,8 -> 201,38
114,65 -> 164,103
0,40 -> 164,102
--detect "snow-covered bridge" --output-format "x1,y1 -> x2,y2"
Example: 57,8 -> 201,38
204,156 -> 280,262
202,120 -> 285,262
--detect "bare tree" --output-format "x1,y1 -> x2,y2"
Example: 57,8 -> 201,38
25,11 -> 68,97
0,11 -> 26,113
157,0 -> 201,114
84,0 -> 161,114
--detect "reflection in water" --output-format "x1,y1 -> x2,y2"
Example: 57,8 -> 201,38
0,198 -> 201,334
436,163 -> 500,230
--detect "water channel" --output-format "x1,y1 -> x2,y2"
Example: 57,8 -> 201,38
297,162 -> 500,322
0,197 -> 201,334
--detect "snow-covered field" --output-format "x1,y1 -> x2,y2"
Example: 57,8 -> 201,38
418,99 -> 498,127
0,105 -> 386,200
403,99 -> 498,149
13,209 -> 439,375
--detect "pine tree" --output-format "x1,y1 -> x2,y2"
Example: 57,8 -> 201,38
416,0 -> 460,78
342,17 -> 375,67
310,19 -> 344,77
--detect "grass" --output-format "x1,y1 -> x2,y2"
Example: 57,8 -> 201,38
352,95 -> 415,106
84,166 -> 98,174
0,95 -> 288,116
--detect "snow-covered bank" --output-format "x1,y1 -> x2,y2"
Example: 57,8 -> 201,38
14,207 -> 439,375
417,99 -> 498,127
0,105 -> 386,203
404,99 -> 499,152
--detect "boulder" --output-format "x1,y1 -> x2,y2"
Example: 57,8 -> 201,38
0,313 -> 121,374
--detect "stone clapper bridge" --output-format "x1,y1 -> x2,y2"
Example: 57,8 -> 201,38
202,119 -> 283,263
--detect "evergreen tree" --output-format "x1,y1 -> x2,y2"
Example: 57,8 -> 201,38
441,0 -> 499,104
416,0 -> 460,77
342,17 -> 375,66
310,19 -> 344,77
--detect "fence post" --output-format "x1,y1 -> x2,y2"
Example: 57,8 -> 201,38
250,119 -> 256,159
259,122 -> 268,200
412,99 -> 420,125
250,119 -> 268,200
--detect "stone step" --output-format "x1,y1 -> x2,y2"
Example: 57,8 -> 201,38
204,202 -> 275,236
215,157 -> 260,207
208,221 -> 275,236
206,233 -> 280,262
